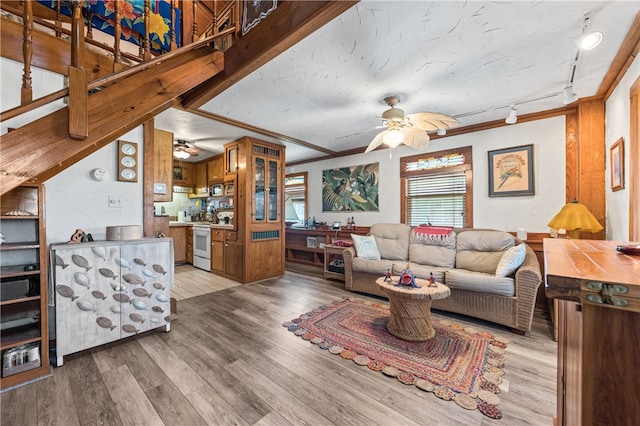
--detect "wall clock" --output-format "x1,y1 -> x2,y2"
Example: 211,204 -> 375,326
117,140 -> 138,182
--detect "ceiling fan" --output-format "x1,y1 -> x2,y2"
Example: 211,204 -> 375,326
365,96 -> 459,154
173,139 -> 203,159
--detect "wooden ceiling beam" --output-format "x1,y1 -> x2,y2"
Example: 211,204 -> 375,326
181,0 -> 358,109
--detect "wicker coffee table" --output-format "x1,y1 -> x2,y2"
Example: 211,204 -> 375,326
377,276 -> 451,341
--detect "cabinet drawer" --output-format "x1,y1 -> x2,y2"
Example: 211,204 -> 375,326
225,231 -> 237,242
211,229 -> 225,242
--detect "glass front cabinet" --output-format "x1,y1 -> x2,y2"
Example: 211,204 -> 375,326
251,147 -> 282,224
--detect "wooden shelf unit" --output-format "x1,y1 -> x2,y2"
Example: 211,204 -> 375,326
285,227 -> 369,268
323,245 -> 347,281
0,185 -> 50,390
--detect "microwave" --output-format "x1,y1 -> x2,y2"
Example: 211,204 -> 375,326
211,183 -> 223,196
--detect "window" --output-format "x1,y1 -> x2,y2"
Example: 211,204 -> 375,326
401,147 -> 473,228
285,172 -> 307,224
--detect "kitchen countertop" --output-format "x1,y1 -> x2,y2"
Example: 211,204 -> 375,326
169,221 -> 234,229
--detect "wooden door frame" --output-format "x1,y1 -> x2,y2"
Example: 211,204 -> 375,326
630,76 -> 639,241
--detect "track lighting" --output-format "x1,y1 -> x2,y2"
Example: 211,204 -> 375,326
505,107 -> 518,125
563,86 -> 579,105
581,31 -> 602,50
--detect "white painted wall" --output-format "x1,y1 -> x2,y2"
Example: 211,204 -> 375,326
286,116 -> 566,234
44,128 -> 145,244
605,54 -> 639,241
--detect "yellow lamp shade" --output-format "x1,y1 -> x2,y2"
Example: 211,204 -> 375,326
547,200 -> 603,238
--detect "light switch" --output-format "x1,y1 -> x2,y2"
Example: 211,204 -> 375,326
154,183 -> 167,195
108,195 -> 123,208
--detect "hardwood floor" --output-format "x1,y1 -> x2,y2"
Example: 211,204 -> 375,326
1,264 -> 557,425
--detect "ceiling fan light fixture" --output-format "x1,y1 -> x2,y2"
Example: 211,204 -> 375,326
505,107 -> 518,124
383,129 -> 404,147
173,150 -> 190,159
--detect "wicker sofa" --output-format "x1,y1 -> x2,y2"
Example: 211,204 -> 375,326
342,224 -> 542,333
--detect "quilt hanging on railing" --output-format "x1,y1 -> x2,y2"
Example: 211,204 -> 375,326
37,0 -> 181,54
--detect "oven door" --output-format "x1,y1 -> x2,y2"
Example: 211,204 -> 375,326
192,227 -> 211,259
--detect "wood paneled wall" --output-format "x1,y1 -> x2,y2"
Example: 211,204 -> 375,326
565,98 -> 606,240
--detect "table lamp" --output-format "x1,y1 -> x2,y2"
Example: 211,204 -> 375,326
284,195 -> 300,227
547,199 -> 603,239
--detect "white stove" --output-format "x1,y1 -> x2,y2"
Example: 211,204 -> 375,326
192,225 -> 211,271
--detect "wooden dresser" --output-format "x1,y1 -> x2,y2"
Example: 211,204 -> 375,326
543,238 -> 640,426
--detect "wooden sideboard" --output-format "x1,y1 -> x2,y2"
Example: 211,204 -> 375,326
544,238 -> 640,426
285,226 -> 369,267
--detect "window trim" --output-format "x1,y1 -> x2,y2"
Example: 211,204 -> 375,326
285,171 -> 308,222
400,146 -> 473,228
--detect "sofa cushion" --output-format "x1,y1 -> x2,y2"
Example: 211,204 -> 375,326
394,263 -> 448,284
351,234 -> 381,260
352,257 -> 392,275
409,230 -> 457,268
455,231 -> 515,274
369,223 -> 411,261
446,269 -> 515,297
495,244 -> 526,277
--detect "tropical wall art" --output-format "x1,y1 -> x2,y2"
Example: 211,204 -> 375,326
487,144 -> 535,197
37,0 -> 180,54
322,163 -> 379,212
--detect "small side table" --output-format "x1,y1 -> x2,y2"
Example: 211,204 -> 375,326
323,245 -> 346,281
377,277 -> 450,341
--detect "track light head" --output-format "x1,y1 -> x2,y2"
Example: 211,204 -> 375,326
563,86 -> 579,105
505,107 -> 518,125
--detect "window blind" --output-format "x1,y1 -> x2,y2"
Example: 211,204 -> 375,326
406,174 -> 466,227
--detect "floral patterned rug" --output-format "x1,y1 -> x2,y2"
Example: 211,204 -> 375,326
283,298 -> 509,419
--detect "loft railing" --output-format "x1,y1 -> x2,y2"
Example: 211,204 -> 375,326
0,0 -> 241,126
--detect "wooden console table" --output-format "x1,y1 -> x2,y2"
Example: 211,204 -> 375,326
285,226 -> 369,267
544,238 -> 640,426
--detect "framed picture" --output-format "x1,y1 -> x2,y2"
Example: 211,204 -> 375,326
322,163 -> 379,211
488,144 -> 535,197
306,237 -> 318,248
610,137 -> 624,192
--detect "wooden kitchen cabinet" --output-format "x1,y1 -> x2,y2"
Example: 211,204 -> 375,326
225,143 -> 239,175
168,225 -> 188,264
207,154 -> 224,182
154,129 -> 173,202
211,229 -> 224,273
224,241 -> 244,282
173,161 -> 194,187
193,162 -> 208,197
186,229 -> 193,264
0,185 -> 50,390
544,238 -> 640,426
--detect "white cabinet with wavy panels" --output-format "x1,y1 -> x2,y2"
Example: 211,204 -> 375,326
51,238 -> 173,366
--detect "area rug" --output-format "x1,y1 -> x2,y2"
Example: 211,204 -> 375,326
283,298 -> 509,419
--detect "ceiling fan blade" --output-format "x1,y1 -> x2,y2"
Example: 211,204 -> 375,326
402,127 -> 430,149
406,112 -> 459,131
364,130 -> 388,153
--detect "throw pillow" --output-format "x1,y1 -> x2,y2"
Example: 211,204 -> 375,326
351,234 -> 381,260
495,244 -> 526,277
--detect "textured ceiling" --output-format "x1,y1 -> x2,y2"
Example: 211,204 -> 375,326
154,1 -> 640,163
